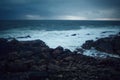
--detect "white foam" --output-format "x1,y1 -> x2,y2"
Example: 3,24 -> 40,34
0,27 -> 119,50
0,27 -> 120,58
82,48 -> 120,58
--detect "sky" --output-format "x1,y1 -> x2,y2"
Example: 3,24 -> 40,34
0,0 -> 120,20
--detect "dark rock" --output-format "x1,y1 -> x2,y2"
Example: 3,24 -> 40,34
19,51 -> 34,58
48,63 -> 61,71
94,36 -> 120,55
29,71 -> 49,80
0,37 -> 120,80
0,38 -> 9,55
0,38 -> 7,43
71,34 -> 77,36
101,31 -> 115,33
75,48 -> 84,53
86,33 -> 90,35
30,40 -> 47,47
64,49 -> 72,54
63,56 -> 74,61
82,35 -> 120,55
17,35 -> 31,38
7,52 -> 19,61
82,40 -> 94,49
118,32 -> 120,35
94,38 -> 114,53
6,61 -> 29,72
52,46 -> 64,57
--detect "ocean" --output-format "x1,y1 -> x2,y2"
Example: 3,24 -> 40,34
0,20 -> 120,57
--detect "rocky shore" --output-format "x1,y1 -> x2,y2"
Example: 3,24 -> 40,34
0,36 -> 120,80
82,33 -> 120,55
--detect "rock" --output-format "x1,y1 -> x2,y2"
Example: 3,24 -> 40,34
10,38 -> 20,44
101,31 -> 115,33
30,40 -> 47,47
48,63 -> 61,71
94,39 -> 114,53
71,34 -> 77,36
0,37 -> 120,80
0,38 -> 7,43
22,40 -> 47,48
19,51 -> 34,58
17,35 -> 31,38
64,56 -> 74,61
7,52 -> 19,61
64,49 -> 72,54
28,71 -> 49,80
6,61 -> 29,72
118,32 -> 120,35
52,46 -> 64,58
82,35 -> 120,55
0,38 -> 9,55
75,48 -> 84,53
86,33 -> 90,35
94,36 -> 120,55
82,40 -> 94,49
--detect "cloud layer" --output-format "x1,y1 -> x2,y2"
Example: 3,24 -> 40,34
0,0 -> 120,20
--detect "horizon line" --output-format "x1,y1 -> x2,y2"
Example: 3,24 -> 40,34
0,19 -> 120,21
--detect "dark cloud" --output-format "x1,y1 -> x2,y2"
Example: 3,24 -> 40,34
0,0 -> 120,20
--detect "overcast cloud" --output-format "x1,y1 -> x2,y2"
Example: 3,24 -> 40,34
0,0 -> 120,20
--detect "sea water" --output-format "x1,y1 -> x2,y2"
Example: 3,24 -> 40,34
0,20 -> 120,57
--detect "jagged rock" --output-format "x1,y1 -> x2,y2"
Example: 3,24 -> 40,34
0,38 -> 7,43
52,46 -> 64,58
0,38 -> 120,80
64,49 -> 72,54
82,35 -> 120,55
0,38 -> 9,55
82,40 -> 94,49
75,48 -> 84,54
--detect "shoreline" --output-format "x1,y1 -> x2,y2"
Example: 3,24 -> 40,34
0,33 -> 120,80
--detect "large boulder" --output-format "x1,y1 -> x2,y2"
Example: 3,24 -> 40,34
82,40 -> 94,49
52,46 -> 64,58
82,35 -> 120,55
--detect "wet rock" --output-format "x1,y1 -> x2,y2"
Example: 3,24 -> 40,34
82,35 -> 120,55
17,35 -> 31,38
94,36 -> 120,55
101,31 -> 115,33
0,38 -> 7,43
82,40 -> 94,49
64,49 -> 72,54
71,34 -> 77,36
30,40 -> 47,47
86,33 -> 90,35
52,46 -> 64,58
94,38 -> 114,53
118,32 -> 120,35
75,48 -> 84,54
0,37 -> 120,80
